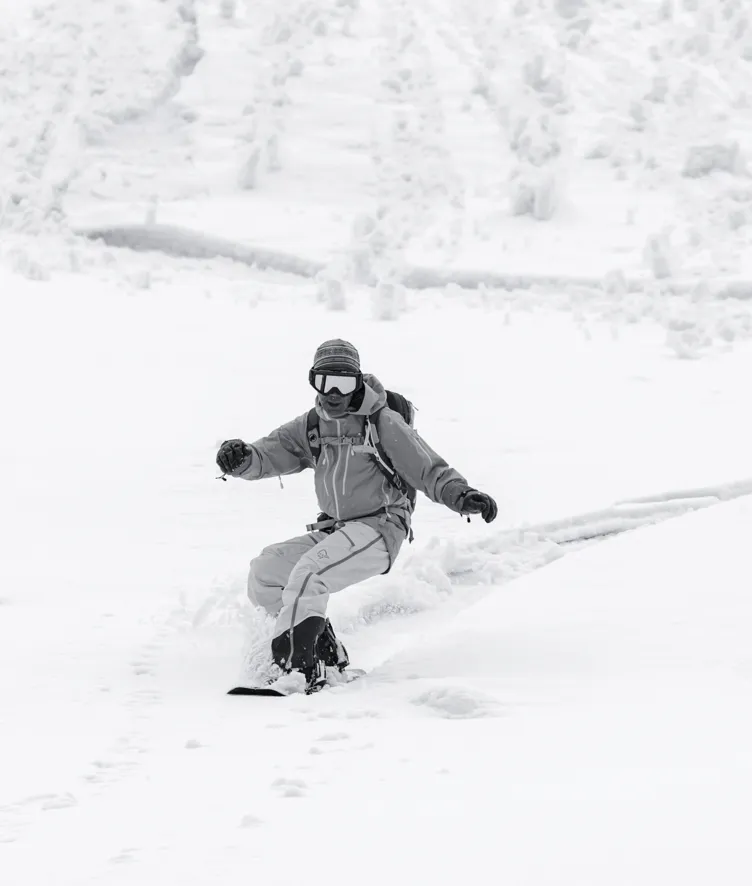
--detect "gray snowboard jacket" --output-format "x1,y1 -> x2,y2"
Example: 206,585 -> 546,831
236,374 -> 471,566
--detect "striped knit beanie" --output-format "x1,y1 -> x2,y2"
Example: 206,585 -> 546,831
312,339 -> 361,373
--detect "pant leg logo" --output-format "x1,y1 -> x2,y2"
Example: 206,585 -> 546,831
317,550 -> 330,560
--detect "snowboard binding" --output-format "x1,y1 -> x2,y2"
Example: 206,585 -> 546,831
304,619 -> 349,693
316,619 -> 350,672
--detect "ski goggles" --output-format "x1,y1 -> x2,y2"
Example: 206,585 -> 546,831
309,370 -> 362,395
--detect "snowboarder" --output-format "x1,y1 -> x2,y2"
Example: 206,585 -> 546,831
216,339 -> 497,691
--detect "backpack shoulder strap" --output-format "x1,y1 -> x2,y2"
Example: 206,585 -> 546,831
368,408 -> 413,497
306,408 -> 321,463
368,408 -> 416,540
369,405 -> 384,435
367,406 -> 388,456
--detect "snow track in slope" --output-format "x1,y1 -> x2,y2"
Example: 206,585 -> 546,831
187,480 -> 752,692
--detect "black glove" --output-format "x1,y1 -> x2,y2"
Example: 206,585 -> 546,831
460,489 -> 498,523
216,439 -> 251,475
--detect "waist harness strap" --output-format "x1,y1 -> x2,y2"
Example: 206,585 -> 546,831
306,507 -> 388,534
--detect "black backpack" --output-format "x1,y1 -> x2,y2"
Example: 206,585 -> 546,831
306,390 -> 417,512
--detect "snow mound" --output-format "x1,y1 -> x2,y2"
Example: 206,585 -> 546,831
410,685 -> 503,719
76,224 -> 324,277
72,223 -> 752,304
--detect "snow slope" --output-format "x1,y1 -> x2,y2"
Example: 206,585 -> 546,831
2,267 -> 752,884
9,496 -> 752,885
2,0 -> 752,883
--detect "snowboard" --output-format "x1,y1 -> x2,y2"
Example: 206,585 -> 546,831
228,668 -> 366,697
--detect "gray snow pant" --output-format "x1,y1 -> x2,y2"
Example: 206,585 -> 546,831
248,522 -> 390,671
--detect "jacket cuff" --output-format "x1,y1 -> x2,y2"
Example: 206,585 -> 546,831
234,454 -> 254,477
441,480 -> 474,513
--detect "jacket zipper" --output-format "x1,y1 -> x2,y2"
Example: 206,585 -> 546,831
330,420 -> 342,520
322,447 -> 331,502
341,437 -> 352,495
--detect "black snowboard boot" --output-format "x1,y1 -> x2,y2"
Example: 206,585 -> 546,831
316,619 -> 350,672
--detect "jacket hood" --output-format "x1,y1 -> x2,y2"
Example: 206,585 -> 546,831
315,373 -> 386,420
